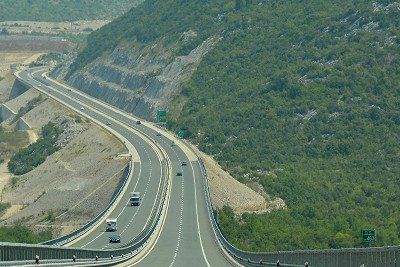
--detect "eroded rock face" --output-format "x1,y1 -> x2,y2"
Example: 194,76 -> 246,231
59,36 -> 219,120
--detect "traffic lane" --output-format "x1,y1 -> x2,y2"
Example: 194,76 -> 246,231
135,145 -> 208,266
38,93 -> 163,249
101,154 -> 162,250
73,155 -> 161,250
70,161 -> 142,248
28,69 -> 230,265
148,133 -> 231,266
21,71 -> 164,250
193,161 -> 232,267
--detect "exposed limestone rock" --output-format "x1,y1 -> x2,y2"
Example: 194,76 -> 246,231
56,36 -> 220,120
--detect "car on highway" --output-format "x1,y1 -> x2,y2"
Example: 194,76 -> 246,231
156,132 -> 161,136
109,235 -> 121,243
181,161 -> 187,166
106,122 -> 112,126
80,107 -> 85,111
176,172 -> 183,176
105,218 -> 117,232
136,120 -> 141,125
130,192 -> 141,206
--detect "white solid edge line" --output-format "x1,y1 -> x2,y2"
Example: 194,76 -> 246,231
18,69 -> 142,246
190,160 -> 211,267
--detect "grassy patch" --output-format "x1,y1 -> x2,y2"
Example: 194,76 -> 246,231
8,122 -> 62,175
0,202 -> 11,214
0,224 -> 52,244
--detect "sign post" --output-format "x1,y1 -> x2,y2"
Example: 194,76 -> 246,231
362,229 -> 376,243
156,110 -> 167,125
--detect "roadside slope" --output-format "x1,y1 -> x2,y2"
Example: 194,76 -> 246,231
0,83 -> 128,237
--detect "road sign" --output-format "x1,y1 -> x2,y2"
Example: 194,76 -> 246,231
362,229 -> 376,242
156,110 -> 167,125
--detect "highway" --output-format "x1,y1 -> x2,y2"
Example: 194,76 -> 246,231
17,67 -> 234,267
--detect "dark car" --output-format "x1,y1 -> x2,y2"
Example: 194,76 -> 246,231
156,132 -> 161,136
176,172 -> 183,176
136,120 -> 141,125
181,161 -> 187,166
109,235 -> 121,243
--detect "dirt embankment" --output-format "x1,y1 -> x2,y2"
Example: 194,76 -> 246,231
0,52 -> 43,102
0,77 -> 128,237
190,145 -> 286,215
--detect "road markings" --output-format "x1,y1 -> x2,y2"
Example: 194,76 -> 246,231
190,160 -> 211,267
168,169 -> 184,267
22,69 -> 169,250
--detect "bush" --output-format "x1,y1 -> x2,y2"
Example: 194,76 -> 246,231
8,122 -> 62,175
0,224 -> 52,244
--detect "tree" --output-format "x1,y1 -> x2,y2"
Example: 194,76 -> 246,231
0,28 -> 9,35
235,0 -> 243,10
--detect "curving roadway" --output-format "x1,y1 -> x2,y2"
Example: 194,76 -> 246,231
17,67 -> 235,267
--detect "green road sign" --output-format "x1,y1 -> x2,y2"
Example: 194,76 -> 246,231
156,110 -> 167,125
362,229 -> 376,242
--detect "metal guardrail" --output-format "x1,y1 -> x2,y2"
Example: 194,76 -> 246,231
0,158 -> 169,265
10,72 -> 400,266
42,163 -> 131,246
0,75 -> 171,265
14,75 -> 136,247
197,158 -> 400,267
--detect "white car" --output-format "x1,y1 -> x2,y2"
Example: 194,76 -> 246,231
80,107 -> 85,111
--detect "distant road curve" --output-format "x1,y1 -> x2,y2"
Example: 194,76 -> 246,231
14,67 -> 236,267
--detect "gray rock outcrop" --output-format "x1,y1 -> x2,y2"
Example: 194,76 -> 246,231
57,35 -> 219,120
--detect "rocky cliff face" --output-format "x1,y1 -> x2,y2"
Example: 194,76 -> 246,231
58,35 -> 219,120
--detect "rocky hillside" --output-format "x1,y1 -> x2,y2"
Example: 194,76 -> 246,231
62,0 -> 400,251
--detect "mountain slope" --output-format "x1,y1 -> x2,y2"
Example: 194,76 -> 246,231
68,0 -> 400,251
0,0 -> 142,21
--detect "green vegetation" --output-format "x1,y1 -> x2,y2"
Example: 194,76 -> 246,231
0,202 -> 11,214
0,224 -> 52,244
8,122 -> 62,175
43,211 -> 56,223
30,53 -> 64,67
71,0 -> 400,251
0,28 -> 9,35
0,0 -> 143,21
